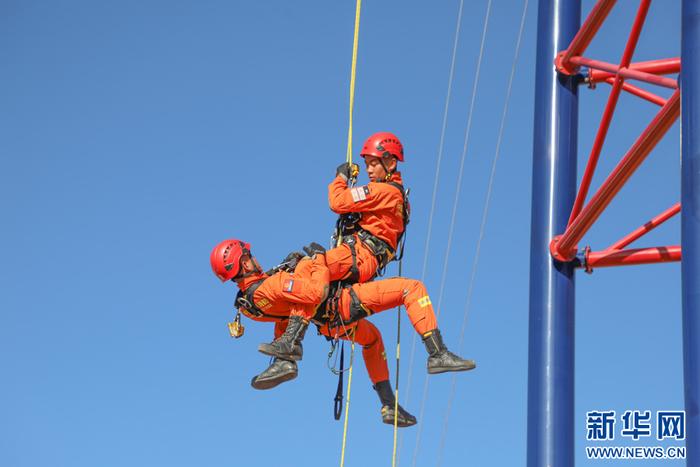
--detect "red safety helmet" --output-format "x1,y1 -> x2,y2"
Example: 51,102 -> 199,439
360,132 -> 404,162
210,239 -> 252,282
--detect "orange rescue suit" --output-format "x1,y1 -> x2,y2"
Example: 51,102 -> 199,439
235,258 -> 329,322
325,172 -> 406,283
235,258 -> 390,384
234,257 -> 438,385
313,277 -> 438,383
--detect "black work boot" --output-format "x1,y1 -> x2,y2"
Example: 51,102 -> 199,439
422,328 -> 476,374
257,315 -> 308,361
374,380 -> 417,427
250,358 -> 298,390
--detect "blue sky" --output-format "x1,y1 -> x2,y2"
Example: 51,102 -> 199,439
1,1 -> 685,466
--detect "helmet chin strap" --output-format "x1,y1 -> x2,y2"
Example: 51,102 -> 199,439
379,156 -> 395,182
235,255 -> 263,280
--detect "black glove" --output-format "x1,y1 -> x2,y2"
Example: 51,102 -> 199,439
336,162 -> 360,181
280,251 -> 304,271
303,242 -> 327,257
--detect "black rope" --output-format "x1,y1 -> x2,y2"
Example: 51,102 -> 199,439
333,343 -> 345,420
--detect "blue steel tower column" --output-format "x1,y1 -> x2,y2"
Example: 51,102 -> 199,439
528,1 -> 580,466
682,0 -> 700,464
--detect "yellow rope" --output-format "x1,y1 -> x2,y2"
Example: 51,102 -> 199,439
339,3 -> 361,466
345,0 -> 361,165
392,257 -> 404,466
392,346 -> 400,467
339,341 -> 356,467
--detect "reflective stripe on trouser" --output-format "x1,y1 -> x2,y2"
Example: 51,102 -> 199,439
340,278 -> 438,335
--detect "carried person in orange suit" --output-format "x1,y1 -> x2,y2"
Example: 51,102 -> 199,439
210,239 -> 476,426
258,132 -> 412,360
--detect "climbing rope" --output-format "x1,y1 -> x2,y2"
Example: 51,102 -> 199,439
338,1 -> 361,466
345,0 -> 362,165
409,1 -> 494,465
398,1 -> 467,463
391,256 -> 404,467
435,1 -> 529,465
339,336 -> 357,467
401,0 -> 467,428
335,0 -> 524,464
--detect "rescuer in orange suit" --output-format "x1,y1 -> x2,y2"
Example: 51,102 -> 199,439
210,239 -> 476,426
210,238 -> 416,426
324,131 -> 409,284
258,132 -> 412,359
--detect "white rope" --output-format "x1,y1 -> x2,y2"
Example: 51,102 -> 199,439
435,1 -> 530,465
410,1 -> 493,466
399,2 -> 467,465
401,0 -> 466,443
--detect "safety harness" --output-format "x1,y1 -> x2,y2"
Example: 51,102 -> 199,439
334,181 -> 411,281
311,282 -> 372,329
233,252 -> 306,323
235,279 -> 289,322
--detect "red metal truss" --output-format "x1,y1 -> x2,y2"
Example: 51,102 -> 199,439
588,58 -> 681,83
548,0 -> 681,270
571,56 -> 678,88
585,246 -> 681,269
607,203 -> 680,251
600,78 -> 667,106
580,203 -> 681,272
555,0 -> 618,74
